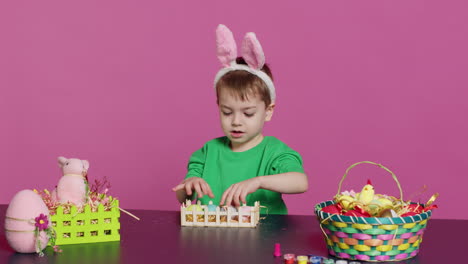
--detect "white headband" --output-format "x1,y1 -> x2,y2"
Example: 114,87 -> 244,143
213,24 -> 276,102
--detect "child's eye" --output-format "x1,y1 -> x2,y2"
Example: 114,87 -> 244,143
244,113 -> 255,117
222,112 -> 232,116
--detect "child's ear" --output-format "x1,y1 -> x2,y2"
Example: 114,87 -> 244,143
265,103 -> 275,122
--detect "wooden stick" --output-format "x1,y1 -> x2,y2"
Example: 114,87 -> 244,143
119,207 -> 140,221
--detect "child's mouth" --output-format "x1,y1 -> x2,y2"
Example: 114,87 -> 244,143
230,130 -> 244,138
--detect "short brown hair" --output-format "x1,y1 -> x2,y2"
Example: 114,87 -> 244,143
216,57 -> 274,107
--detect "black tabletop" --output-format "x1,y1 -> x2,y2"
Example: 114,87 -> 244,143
0,205 -> 465,264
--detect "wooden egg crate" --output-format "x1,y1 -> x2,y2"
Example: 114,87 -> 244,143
180,200 -> 260,228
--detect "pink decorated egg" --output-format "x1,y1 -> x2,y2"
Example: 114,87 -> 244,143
4,190 -> 50,253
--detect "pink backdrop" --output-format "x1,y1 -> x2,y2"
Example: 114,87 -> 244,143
1,1 -> 466,219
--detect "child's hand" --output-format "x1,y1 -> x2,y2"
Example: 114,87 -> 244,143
172,177 -> 214,199
220,177 -> 261,207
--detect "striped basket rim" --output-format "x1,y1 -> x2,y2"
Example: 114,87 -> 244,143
315,200 -> 432,225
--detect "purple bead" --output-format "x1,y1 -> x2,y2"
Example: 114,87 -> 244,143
395,253 -> 408,259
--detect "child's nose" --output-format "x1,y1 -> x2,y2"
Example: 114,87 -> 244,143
231,113 -> 242,126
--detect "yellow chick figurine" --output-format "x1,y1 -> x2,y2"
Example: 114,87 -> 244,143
356,179 -> 375,204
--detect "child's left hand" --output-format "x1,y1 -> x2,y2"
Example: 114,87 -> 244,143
220,177 -> 261,207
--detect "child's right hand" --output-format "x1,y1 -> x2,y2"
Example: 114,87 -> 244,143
172,177 -> 214,199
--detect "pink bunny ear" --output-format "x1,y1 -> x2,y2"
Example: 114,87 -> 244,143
241,32 -> 265,70
57,156 -> 67,168
216,24 -> 237,67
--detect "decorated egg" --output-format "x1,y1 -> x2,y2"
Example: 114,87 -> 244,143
239,204 -> 252,214
186,201 -> 203,212
5,190 -> 50,253
207,201 -> 217,212
220,205 -> 237,213
379,208 -> 398,218
239,205 -> 253,222
227,206 -> 237,213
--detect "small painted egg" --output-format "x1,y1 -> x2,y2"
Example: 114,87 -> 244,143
207,201 -> 217,212
379,208 -> 398,218
5,190 -> 50,253
220,206 -> 237,212
239,205 -> 252,214
186,204 -> 203,212
228,206 -> 237,213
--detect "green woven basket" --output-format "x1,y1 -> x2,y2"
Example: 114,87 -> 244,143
314,161 -> 433,262
49,198 -> 120,245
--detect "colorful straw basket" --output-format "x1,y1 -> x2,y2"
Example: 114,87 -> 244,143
314,161 -> 433,262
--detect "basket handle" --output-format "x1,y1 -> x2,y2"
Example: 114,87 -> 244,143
336,161 -> 404,201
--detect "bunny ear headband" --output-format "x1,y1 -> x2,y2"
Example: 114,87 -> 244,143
214,24 -> 276,102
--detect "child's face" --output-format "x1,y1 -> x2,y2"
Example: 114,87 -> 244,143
218,86 -> 274,151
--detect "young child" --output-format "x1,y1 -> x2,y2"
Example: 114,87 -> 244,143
172,25 -> 308,214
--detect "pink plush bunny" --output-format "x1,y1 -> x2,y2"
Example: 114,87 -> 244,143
56,156 -> 89,206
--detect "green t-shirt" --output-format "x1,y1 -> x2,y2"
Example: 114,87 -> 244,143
185,136 -> 304,214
